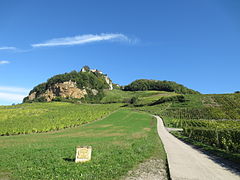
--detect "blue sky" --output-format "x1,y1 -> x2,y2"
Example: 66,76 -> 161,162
0,0 -> 240,105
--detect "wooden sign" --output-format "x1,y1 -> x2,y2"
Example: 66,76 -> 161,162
75,146 -> 92,163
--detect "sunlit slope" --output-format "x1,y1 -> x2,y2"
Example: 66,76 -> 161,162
101,89 -> 178,105
133,93 -> 240,162
0,102 -> 121,135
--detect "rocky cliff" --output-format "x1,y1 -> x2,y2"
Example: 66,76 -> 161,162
24,66 -> 113,102
28,80 -> 88,102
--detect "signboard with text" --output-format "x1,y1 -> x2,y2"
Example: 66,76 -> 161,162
75,146 -> 92,163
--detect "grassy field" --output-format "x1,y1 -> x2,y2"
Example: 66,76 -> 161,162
0,109 -> 166,180
0,102 -> 121,136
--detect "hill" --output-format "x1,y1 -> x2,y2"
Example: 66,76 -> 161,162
23,66 -> 113,103
23,67 -> 200,104
124,79 -> 200,94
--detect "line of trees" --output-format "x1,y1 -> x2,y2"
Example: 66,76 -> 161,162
124,79 -> 200,94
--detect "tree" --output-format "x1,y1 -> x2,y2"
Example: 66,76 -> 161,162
82,65 -> 90,72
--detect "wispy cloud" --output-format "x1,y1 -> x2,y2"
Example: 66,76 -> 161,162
0,46 -> 17,51
0,86 -> 30,104
0,86 -> 30,94
0,61 -> 10,65
0,92 -> 26,102
32,33 -> 134,47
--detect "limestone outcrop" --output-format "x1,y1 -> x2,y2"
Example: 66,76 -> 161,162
24,66 -> 114,102
28,80 -> 88,102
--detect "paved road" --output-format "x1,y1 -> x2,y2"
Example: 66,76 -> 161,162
155,115 -> 240,180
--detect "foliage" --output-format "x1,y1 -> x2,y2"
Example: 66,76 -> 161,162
166,118 -> 240,153
82,65 -> 90,72
29,82 -> 47,96
0,102 -> 121,136
47,70 -> 109,90
124,79 -> 200,94
183,126 -> 240,153
0,110 -> 166,180
25,68 -> 111,103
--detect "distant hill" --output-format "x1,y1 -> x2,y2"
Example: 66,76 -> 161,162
23,67 -> 200,103
23,66 -> 113,103
124,79 -> 200,94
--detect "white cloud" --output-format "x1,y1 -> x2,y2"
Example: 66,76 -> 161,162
32,33 -> 132,47
0,92 -> 25,102
0,61 -> 10,65
0,86 -> 30,94
0,46 -> 17,50
0,86 -> 30,105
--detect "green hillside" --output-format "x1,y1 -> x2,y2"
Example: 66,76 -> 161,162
101,89 -> 178,105
134,93 -> 240,163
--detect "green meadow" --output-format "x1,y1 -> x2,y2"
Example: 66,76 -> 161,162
0,110 -> 166,180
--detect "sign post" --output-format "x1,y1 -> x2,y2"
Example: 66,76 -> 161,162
75,146 -> 92,163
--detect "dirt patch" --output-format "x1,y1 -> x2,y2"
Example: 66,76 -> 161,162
85,124 -> 113,128
131,132 -> 147,139
0,171 -> 11,180
143,128 -> 151,132
122,158 -> 167,180
101,132 -> 126,137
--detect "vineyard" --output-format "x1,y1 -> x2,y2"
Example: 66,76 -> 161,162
161,94 -> 240,120
0,102 -> 121,136
100,89 -> 176,104
167,118 -> 240,153
133,93 -> 240,155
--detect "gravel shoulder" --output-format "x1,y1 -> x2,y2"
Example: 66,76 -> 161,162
122,158 -> 168,180
155,115 -> 240,180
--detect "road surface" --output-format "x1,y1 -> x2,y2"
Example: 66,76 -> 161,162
155,115 -> 240,180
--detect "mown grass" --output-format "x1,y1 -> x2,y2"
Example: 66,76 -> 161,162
0,110 -> 166,180
0,102 -> 121,135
